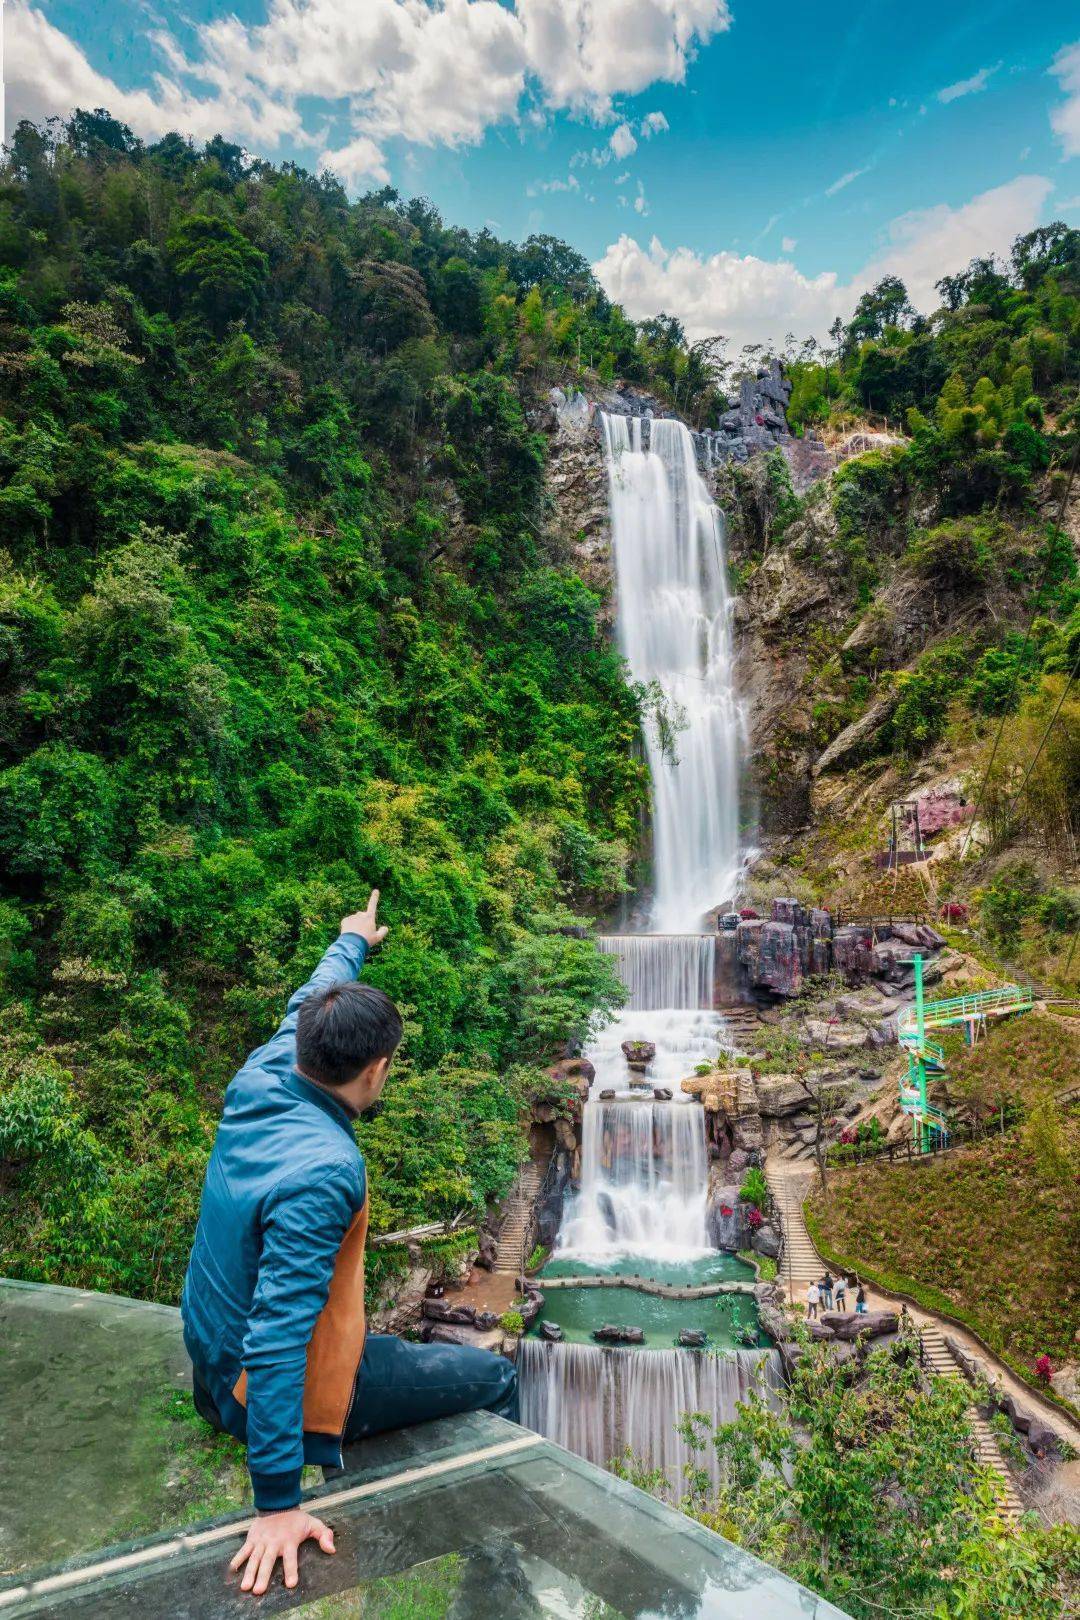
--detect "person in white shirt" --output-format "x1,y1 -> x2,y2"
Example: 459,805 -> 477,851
806,1281 -> 820,1320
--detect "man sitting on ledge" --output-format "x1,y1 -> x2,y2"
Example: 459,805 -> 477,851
182,891 -> 518,1596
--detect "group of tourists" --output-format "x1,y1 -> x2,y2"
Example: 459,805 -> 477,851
805,1271 -> 867,1318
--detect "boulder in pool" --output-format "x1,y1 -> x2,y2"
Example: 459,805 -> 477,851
538,1320 -> 565,1343
593,1324 -> 645,1345
678,1329 -> 708,1348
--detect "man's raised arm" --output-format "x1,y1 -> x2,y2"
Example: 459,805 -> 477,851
249,891 -> 389,1076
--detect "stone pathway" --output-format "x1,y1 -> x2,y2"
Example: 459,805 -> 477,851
762,1156 -> 1072,1522
541,1275 -> 756,1299
494,1161 -> 542,1277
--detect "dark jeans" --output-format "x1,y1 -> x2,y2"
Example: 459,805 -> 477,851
194,1335 -> 518,1468
344,1333 -> 519,1441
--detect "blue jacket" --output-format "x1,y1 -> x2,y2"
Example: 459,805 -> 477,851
182,933 -> 369,1512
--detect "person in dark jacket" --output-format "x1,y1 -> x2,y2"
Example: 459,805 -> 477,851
182,892 -> 517,1596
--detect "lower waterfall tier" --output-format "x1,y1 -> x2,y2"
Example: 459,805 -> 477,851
519,1341 -> 781,1486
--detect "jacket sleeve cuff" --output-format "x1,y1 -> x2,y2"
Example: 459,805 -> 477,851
250,1467 -> 304,1513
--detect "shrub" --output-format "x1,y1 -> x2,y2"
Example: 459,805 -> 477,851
499,1310 -> 525,1335
904,516 -> 998,586
740,1166 -> 769,1212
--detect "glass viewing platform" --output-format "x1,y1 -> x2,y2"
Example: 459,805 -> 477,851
0,1279 -> 848,1618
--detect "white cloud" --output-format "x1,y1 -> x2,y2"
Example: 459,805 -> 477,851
1050,41 -> 1080,158
641,109 -> 669,136
633,181 -> 649,215
613,170 -> 632,183
317,133 -> 390,188
781,236 -> 797,253
593,175 -> 1051,351
610,122 -> 638,160
7,0 -> 730,190
525,172 -> 581,195
518,0 -> 730,115
7,0 -> 299,148
937,62 -> 1001,104
858,175 -> 1052,311
825,166 -> 869,197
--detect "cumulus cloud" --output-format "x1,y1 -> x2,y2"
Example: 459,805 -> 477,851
7,0 -> 300,148
641,109 -> 669,135
858,175 -> 1052,311
593,175 -> 1051,351
825,166 -> 869,197
7,0 -> 730,189
518,0 -> 730,115
1050,41 -> 1080,158
937,62 -> 1001,104
610,122 -> 638,160
781,236 -> 797,252
633,181 -> 649,215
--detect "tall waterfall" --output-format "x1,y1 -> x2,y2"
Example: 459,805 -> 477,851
557,1102 -> 710,1258
601,413 -> 740,931
520,1341 -> 780,1485
595,934 -> 714,1011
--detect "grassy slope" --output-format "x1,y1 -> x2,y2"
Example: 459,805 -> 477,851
806,1109 -> 1080,1373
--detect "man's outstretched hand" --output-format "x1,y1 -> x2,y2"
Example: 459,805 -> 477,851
340,889 -> 389,949
230,1508 -> 336,1596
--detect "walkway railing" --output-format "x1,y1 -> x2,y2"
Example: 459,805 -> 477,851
897,982 -> 1034,1042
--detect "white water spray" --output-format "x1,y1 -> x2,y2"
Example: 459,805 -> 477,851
601,414 -> 740,931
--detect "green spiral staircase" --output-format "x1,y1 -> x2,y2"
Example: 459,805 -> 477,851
897,957 -> 1036,1150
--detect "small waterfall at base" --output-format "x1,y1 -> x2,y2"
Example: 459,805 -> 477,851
596,934 -> 715,1011
557,1102 -> 710,1258
520,1341 -> 781,1486
601,413 -> 740,932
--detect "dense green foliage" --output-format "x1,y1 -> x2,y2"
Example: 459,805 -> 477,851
0,110 -> 707,1300
619,1332 -> 1080,1619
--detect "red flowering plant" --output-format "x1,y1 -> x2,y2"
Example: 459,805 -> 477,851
940,901 -> 968,923
1034,1354 -> 1053,1383
746,1207 -> 764,1230
738,907 -> 759,920
719,1204 -> 734,1218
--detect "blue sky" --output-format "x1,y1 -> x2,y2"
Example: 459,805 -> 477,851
9,0 -> 1080,347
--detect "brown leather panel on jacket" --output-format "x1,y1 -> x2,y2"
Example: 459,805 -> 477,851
233,1197 -> 368,1437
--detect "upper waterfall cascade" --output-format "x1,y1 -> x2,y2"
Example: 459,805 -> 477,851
601,413 -> 741,932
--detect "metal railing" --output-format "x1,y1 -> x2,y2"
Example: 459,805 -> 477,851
897,983 -> 1034,1040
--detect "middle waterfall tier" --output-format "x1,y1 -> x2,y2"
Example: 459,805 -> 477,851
596,934 -> 715,1011
557,1101 -> 711,1259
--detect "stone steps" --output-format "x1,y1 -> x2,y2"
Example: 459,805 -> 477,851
494,1163 -> 542,1276
766,1165 -> 1023,1522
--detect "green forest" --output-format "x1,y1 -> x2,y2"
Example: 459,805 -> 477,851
0,111 -> 717,1301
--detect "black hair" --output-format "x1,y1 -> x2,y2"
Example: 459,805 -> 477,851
296,981 -> 403,1087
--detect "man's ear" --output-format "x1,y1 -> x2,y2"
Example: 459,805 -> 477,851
366,1054 -> 391,1094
